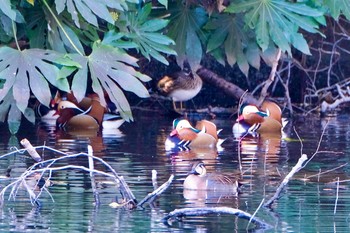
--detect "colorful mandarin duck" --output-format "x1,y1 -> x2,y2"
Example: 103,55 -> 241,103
157,67 -> 202,111
55,94 -> 124,130
232,100 -> 286,136
34,91 -> 62,123
183,161 -> 240,192
165,119 -> 224,149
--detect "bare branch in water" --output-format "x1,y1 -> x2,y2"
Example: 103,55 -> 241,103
306,163 -> 348,179
264,154 -> 308,208
162,207 -> 271,229
152,170 -> 158,190
334,177 -> 340,215
88,146 -> 100,206
20,138 -> 42,162
0,140 -> 141,209
138,175 -> 174,208
264,123 -> 328,208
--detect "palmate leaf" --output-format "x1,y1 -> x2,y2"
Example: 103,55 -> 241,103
205,13 -> 258,76
226,0 -> 324,54
68,42 -> 151,121
115,4 -> 176,65
0,0 -> 25,23
0,47 -> 70,115
0,89 -> 35,134
167,3 -> 208,69
323,0 -> 350,20
55,0 -> 130,28
45,10 -> 85,55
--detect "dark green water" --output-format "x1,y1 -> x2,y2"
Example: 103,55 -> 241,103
0,113 -> 350,232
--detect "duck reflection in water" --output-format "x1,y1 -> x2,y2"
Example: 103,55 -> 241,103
183,161 -> 241,202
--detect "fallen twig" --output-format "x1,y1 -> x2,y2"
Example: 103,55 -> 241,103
152,170 -> 158,190
162,207 -> 271,229
88,146 -> 100,206
264,154 -> 308,208
334,177 -> 339,215
247,198 -> 265,230
20,138 -> 42,162
0,142 -> 139,208
306,163 -> 348,179
138,175 -> 174,208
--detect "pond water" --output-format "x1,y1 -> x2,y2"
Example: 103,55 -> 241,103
0,112 -> 350,232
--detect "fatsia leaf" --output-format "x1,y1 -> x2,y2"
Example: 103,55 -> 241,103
46,11 -> 85,55
55,0 -> 128,27
167,3 -> 208,69
157,0 -> 168,9
226,0 -> 324,54
324,0 -> 350,20
0,47 -> 70,114
68,42 -> 151,121
114,4 -> 176,65
0,0 -> 25,23
0,90 -> 34,134
205,13 -> 259,75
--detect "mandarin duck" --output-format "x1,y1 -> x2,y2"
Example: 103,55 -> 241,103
183,161 -> 240,192
165,119 -> 224,150
232,101 -> 287,136
157,66 -> 202,112
34,91 -> 62,123
55,95 -> 124,130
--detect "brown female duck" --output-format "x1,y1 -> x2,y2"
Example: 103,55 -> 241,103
157,67 -> 202,111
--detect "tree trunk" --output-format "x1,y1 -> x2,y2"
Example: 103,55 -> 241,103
196,67 -> 258,105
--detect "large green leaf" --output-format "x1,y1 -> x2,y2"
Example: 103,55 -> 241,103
45,9 -> 85,55
0,0 -> 25,23
205,13 -> 259,75
0,89 -> 35,134
226,0 -> 324,54
114,3 -> 176,65
68,42 -> 151,121
55,0 -> 130,27
167,3 -> 208,69
0,47 -> 70,114
26,5 -> 48,49
323,0 -> 350,20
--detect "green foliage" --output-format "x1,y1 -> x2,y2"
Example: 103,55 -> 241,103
323,0 -> 350,20
0,0 -> 347,133
166,2 -> 208,70
115,3 -> 176,65
226,0 -> 324,55
205,13 -> 258,76
66,42 -> 151,121
0,90 -> 35,134
0,47 -> 70,113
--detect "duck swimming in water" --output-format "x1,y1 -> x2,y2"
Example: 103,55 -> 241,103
183,161 -> 240,192
166,119 -> 224,150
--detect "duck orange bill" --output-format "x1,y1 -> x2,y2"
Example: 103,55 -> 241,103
237,115 -> 244,122
169,129 -> 178,137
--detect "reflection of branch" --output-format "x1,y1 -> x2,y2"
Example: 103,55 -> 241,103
162,207 -> 271,229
